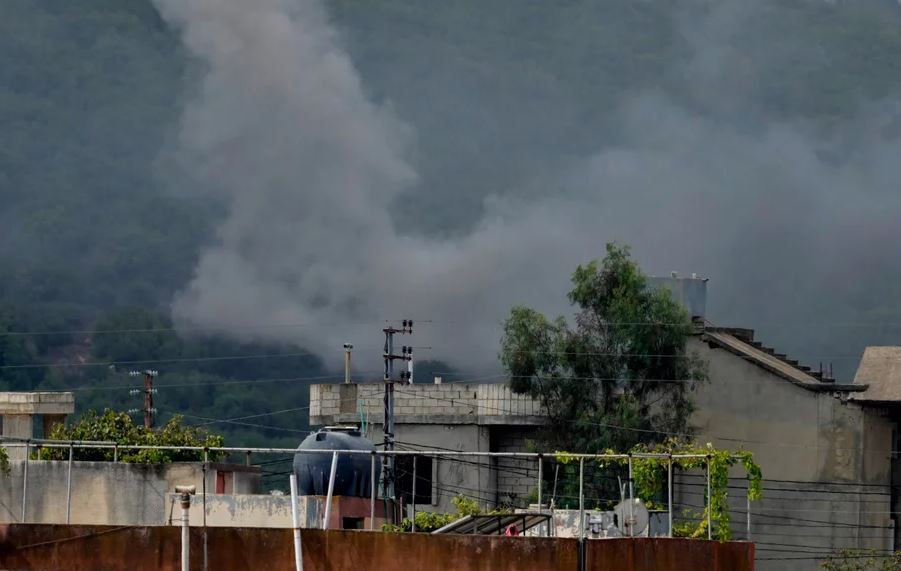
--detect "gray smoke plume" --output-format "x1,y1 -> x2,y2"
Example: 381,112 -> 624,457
158,0 -> 901,377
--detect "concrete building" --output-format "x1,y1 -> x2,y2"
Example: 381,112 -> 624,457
309,382 -> 546,513
0,392 -> 74,460
307,277 -> 901,571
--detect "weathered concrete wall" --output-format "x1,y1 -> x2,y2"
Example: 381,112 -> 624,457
176,494 -> 387,529
0,461 -> 259,526
0,525 -> 754,571
491,426 -> 540,507
687,337 -> 894,571
359,422 -> 494,513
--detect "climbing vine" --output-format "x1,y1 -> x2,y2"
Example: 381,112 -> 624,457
554,439 -> 762,541
382,495 -> 511,533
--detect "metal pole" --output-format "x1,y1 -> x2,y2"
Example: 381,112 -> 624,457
322,452 -> 339,529
370,453 -> 377,530
578,458 -> 585,540
66,444 -> 74,524
180,494 -> 191,571
289,474 -> 305,571
411,455 -> 417,533
628,455 -> 634,537
537,455 -> 543,536
746,479 -> 751,541
667,455 -> 673,538
203,450 -> 208,571
706,457 -> 712,541
113,444 -> 118,463
21,442 -> 29,523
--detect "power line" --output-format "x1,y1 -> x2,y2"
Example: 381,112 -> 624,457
0,350 -> 319,370
184,406 -> 313,427
53,372 -> 383,393
168,411 -> 313,435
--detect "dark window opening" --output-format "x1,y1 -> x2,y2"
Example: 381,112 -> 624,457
342,517 -> 364,530
397,456 -> 433,505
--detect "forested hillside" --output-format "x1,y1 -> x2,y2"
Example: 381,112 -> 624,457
2,0 -> 901,447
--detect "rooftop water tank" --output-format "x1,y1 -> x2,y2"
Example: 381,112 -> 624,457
294,426 -> 376,497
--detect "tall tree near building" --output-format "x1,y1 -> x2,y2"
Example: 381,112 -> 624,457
500,243 -> 706,454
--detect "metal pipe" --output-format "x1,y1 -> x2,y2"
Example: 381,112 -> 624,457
203,449 -> 208,571
21,442 -> 29,523
628,455 -> 634,537
370,453 -> 377,531
411,455 -> 417,533
578,458 -> 585,540
113,444 -> 118,463
706,456 -> 712,541
344,345 -> 352,384
746,479 -> 751,541
66,444 -> 74,524
667,455 -> 673,538
289,474 -> 304,571
180,493 -> 191,571
322,451 -> 339,529
537,455 -> 543,536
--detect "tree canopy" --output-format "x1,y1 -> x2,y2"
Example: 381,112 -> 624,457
500,243 -> 706,453
38,409 -> 224,463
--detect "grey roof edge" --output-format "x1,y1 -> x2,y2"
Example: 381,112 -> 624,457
848,346 -> 901,403
700,331 -> 864,393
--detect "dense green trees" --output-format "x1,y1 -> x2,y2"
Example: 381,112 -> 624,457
38,409 -> 224,463
500,244 -> 706,453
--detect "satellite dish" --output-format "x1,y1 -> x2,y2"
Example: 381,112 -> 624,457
613,498 -> 649,537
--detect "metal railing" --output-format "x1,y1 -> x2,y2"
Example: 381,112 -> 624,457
0,436 -> 746,540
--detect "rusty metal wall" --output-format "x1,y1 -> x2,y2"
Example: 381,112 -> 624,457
586,538 -> 755,571
0,525 -> 753,571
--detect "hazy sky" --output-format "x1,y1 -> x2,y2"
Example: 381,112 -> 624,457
155,0 -> 901,378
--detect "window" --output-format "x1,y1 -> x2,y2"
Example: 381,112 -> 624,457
396,456 -> 433,505
342,517 -> 364,530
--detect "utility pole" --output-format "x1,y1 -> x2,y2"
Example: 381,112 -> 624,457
382,319 -> 413,523
129,370 -> 158,428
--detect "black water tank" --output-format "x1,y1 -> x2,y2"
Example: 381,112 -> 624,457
294,427 -> 376,497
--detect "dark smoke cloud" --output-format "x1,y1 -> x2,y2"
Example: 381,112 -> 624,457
157,0 -> 901,377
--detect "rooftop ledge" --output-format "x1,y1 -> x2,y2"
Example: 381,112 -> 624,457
0,392 -> 76,415
309,383 -> 546,426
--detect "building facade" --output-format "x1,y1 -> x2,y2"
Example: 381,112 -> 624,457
308,328 -> 901,571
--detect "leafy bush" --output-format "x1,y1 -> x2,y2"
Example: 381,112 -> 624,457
36,409 -> 224,463
382,495 -> 510,533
